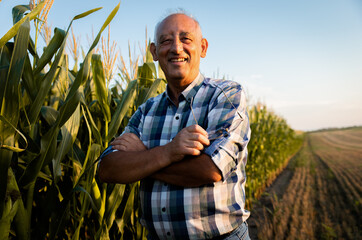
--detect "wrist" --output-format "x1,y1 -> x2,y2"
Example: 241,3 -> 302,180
153,145 -> 174,169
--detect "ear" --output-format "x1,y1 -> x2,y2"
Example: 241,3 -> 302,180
200,38 -> 208,58
150,43 -> 158,61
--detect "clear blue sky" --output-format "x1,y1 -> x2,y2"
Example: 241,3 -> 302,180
1,0 -> 361,131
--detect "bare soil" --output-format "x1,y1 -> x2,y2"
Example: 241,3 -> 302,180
247,127 -> 362,240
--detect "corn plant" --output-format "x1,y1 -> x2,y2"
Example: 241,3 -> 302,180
246,103 -> 304,208
0,2 -> 304,239
0,2 -> 167,239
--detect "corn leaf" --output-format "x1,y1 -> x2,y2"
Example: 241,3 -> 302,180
0,115 -> 28,152
91,54 -> 111,122
0,18 -> 30,217
29,4 -> 109,125
12,5 -> 30,25
0,44 -> 13,117
73,186 -> 98,215
145,42 -> 153,63
1,19 -> 29,124
138,63 -> 156,85
105,184 -> 126,228
0,185 -> 19,239
53,104 -> 80,183
115,183 -> 137,235
70,107 -> 99,190
66,2 -> 120,102
34,28 -> 66,75
91,178 -> 102,214
28,30 -> 67,124
40,106 -> 60,126
142,78 -> 164,102
81,101 -> 102,145
50,55 -> 70,110
0,1 -> 45,48
4,168 -> 28,240
157,63 -> 165,80
73,7 -> 103,20
58,86 -> 82,128
21,54 -> 37,101
20,91 -> 80,188
19,125 -> 58,188
107,79 -> 138,141
0,43 -> 12,87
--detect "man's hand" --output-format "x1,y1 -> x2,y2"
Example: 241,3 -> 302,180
111,133 -> 147,152
99,126 -> 220,186
164,124 -> 210,163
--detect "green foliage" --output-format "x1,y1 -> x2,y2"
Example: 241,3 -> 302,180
0,2 -> 166,239
246,104 -> 304,208
0,2 -> 302,239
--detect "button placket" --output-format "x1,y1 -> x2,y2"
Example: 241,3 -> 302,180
170,101 -> 184,141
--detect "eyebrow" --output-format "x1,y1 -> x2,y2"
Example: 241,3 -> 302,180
158,32 -> 194,41
180,32 -> 193,38
158,34 -> 171,41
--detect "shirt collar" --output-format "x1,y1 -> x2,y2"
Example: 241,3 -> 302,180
165,73 -> 205,104
181,72 -> 204,102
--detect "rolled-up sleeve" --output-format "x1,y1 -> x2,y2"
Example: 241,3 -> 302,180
123,106 -> 143,137
203,83 -> 251,181
99,105 -> 144,160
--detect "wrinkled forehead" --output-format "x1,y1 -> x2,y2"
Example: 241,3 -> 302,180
155,14 -> 202,41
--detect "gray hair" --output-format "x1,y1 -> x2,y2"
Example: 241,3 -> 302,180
153,9 -> 202,45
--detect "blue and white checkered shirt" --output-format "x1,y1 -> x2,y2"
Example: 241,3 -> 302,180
102,73 -> 251,239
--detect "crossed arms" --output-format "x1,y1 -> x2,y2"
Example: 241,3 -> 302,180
98,124 -> 222,187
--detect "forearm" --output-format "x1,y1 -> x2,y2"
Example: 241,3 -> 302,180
98,145 -> 170,184
151,153 -> 222,187
100,125 -> 213,186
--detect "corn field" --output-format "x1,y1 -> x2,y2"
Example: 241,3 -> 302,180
0,2 -> 302,239
246,104 -> 304,208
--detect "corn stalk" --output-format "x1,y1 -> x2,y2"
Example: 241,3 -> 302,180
0,1 -> 303,239
0,1 -> 168,238
245,103 -> 304,208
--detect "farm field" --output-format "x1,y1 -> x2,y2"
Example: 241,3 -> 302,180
248,127 -> 362,240
0,4 -> 302,237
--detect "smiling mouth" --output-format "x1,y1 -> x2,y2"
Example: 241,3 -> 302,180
170,58 -> 188,62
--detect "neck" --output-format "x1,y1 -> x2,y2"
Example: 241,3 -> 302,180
167,84 -> 187,106
166,72 -> 200,106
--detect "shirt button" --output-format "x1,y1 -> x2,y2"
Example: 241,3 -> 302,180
162,207 -> 166,212
175,115 -> 179,120
167,232 -> 171,236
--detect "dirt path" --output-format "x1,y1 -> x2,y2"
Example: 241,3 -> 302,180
247,127 -> 362,240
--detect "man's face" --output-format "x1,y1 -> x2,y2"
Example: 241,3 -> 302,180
151,14 -> 208,86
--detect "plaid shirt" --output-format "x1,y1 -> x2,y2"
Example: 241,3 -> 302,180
102,73 -> 251,239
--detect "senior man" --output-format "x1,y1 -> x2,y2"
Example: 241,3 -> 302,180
99,12 -> 251,240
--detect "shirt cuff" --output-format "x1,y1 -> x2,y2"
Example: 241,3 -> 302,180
204,138 -> 238,181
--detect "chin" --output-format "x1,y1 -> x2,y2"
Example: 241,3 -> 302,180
166,72 -> 187,81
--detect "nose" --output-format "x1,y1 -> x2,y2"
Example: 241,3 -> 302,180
170,38 -> 183,54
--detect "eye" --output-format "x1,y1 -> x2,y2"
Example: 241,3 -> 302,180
160,39 -> 171,44
182,37 -> 192,43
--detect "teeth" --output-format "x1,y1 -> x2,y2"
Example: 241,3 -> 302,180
170,58 -> 187,62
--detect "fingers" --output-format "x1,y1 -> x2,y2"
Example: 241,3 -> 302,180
186,133 -> 209,147
170,125 -> 209,155
185,125 -> 210,146
112,143 -> 127,151
187,124 -> 208,137
110,133 -> 147,152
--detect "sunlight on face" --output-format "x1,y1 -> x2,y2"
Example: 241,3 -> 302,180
150,14 -> 208,90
